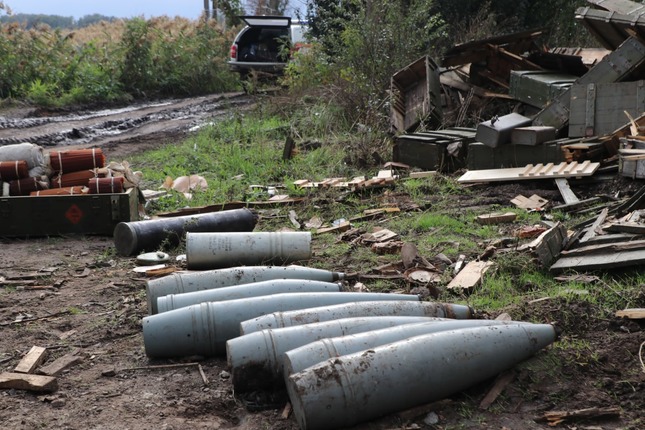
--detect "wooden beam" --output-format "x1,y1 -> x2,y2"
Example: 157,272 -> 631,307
38,353 -> 82,377
14,346 -> 47,374
0,372 -> 58,392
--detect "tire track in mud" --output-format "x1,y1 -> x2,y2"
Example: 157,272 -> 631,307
0,92 -> 251,148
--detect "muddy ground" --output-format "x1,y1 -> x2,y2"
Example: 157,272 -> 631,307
0,94 -> 644,430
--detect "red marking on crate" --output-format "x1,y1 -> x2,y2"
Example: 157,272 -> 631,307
65,204 -> 84,224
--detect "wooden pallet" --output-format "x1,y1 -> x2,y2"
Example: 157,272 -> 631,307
457,161 -> 599,183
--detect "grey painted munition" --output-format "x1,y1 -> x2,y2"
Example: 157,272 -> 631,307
155,279 -> 342,313
142,292 -> 420,357
283,319 -> 524,376
113,208 -> 257,256
287,324 -> 557,430
146,265 -> 345,314
227,316 -> 443,392
240,300 -> 474,335
185,231 -> 312,270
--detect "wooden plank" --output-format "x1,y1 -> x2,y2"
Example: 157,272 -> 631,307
550,248 -> 645,272
579,207 -> 608,243
615,308 -> 645,319
554,178 -> 579,204
560,239 -> 645,257
604,222 -> 645,234
38,353 -> 83,377
446,261 -> 494,291
0,372 -> 58,392
409,171 -> 436,179
475,212 -> 517,225
315,221 -> 351,235
479,370 -> 516,410
14,346 -> 47,374
457,161 -> 600,183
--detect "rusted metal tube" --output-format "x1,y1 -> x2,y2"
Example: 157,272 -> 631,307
287,324 -> 557,430
146,265 -> 345,314
185,231 -> 311,269
142,292 -> 420,358
283,319 -> 523,377
113,208 -> 257,256
155,279 -> 342,314
227,316 -> 442,393
240,300 -> 474,335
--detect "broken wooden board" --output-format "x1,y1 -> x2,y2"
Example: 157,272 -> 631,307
361,228 -> 399,243
0,372 -> 58,392
615,308 -> 645,319
14,346 -> 47,374
458,161 -> 599,183
541,406 -> 621,426
446,261 -> 494,291
579,207 -> 608,244
560,239 -> 645,257
554,178 -> 579,205
38,353 -> 83,377
511,194 -> 549,210
479,370 -> 516,410
550,248 -> 645,272
523,222 -> 568,267
475,212 -> 517,225
315,221 -> 351,235
604,222 -> 645,234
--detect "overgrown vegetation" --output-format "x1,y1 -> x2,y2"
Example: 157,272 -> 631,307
0,5 -> 238,105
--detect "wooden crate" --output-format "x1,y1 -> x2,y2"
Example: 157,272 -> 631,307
0,188 -> 140,237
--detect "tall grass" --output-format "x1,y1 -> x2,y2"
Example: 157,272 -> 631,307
0,16 -> 239,106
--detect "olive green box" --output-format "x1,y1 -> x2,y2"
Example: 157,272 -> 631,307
0,188 -> 140,237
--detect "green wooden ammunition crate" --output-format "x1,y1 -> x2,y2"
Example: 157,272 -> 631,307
467,142 -> 564,170
569,80 -> 645,137
0,188 -> 140,237
509,71 -> 576,109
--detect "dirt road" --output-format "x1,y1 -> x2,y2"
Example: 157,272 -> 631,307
0,92 -> 251,157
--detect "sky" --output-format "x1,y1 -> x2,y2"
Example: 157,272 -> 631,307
6,0 -> 209,20
5,1 -> 306,20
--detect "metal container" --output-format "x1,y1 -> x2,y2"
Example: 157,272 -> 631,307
475,113 -> 532,148
185,231 -> 311,270
283,319 -> 522,377
240,300 -> 474,335
510,126 -> 557,146
142,292 -> 420,357
227,316 -> 441,392
155,279 -> 342,314
146,265 -> 345,315
113,208 -> 257,256
287,324 -> 557,430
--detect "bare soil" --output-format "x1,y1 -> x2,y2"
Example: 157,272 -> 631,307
0,95 -> 644,430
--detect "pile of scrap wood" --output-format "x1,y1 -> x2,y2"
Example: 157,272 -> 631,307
0,345 -> 82,394
393,0 -> 645,175
550,185 -> 645,272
